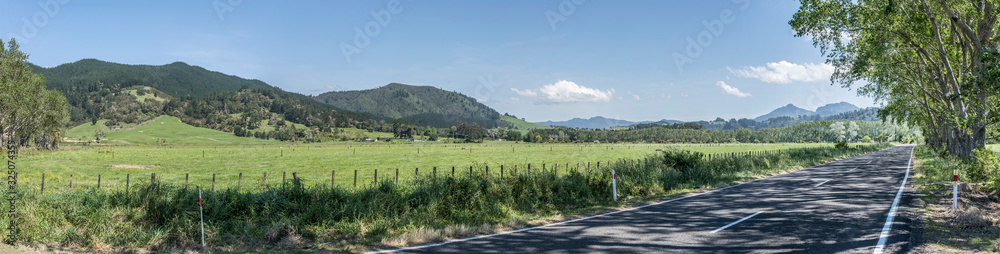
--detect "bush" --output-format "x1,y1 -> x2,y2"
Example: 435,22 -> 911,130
834,141 -> 849,149
966,148 -> 1000,193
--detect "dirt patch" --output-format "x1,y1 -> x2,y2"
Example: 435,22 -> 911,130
912,184 -> 1000,253
112,164 -> 158,170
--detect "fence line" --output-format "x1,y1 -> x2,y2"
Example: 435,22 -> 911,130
19,146 -> 870,195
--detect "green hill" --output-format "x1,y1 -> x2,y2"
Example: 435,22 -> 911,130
64,115 -> 279,145
500,115 -> 549,131
314,83 -> 504,128
31,59 -> 270,98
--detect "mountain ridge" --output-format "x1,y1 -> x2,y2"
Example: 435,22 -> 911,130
314,83 -> 504,128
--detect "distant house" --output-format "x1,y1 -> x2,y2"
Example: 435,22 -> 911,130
363,138 -> 376,142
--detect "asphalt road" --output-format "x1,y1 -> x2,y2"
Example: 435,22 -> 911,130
376,145 -> 916,254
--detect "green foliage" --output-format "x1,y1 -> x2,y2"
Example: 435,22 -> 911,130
0,39 -> 69,149
834,141 -> 849,149
519,120 -> 919,144
965,148 -> 999,191
315,83 -> 504,128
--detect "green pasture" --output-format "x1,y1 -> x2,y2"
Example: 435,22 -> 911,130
501,115 -> 550,132
17,142 -> 835,194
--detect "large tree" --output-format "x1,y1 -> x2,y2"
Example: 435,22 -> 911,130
790,0 -> 1000,159
0,38 -> 69,149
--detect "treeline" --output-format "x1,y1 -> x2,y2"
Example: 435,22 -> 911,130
510,120 -> 920,144
692,107 -> 881,131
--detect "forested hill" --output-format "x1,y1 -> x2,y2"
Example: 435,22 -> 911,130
314,83 -> 504,128
30,59 -> 270,97
27,59 -> 396,143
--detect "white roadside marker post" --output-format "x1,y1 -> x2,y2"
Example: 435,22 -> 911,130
612,170 -> 618,201
953,168 -> 958,210
199,189 -> 206,249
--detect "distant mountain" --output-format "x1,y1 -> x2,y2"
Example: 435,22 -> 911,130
536,116 -> 680,129
754,104 -> 815,122
754,102 -> 860,121
30,59 -> 270,97
314,83 -> 503,128
815,102 -> 861,117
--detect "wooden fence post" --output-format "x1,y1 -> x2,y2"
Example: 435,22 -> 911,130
374,169 -> 378,184
126,174 -> 130,195
212,173 -> 216,192
97,174 -> 101,189
486,165 -> 489,178
469,166 -> 473,176
151,173 -> 155,183
528,164 -> 531,175
332,171 -> 336,188
500,165 -> 504,179
237,173 -> 242,191
451,166 -> 455,176
263,172 -> 268,191
395,168 -> 399,182
353,170 -> 357,188
40,173 -> 45,194
415,168 -> 419,176
433,167 -> 437,178
69,174 -> 73,190
185,173 -> 189,190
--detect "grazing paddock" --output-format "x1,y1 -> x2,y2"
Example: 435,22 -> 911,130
15,142 -> 837,193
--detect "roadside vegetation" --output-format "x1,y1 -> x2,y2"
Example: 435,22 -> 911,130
912,145 -> 1000,252
0,144 -> 887,252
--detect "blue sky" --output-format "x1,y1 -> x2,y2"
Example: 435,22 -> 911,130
2,0 -> 876,122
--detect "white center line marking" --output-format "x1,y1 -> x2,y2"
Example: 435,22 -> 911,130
711,212 -> 762,233
814,180 -> 831,187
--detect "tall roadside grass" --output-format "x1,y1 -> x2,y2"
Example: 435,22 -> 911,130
0,144 -> 889,252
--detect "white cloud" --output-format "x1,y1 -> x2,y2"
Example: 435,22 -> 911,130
510,97 -> 520,101
728,61 -> 834,84
476,97 -> 488,103
716,81 -> 751,97
633,94 -> 641,101
510,80 -> 613,103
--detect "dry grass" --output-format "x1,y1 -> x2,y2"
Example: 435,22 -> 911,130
915,184 -> 1000,253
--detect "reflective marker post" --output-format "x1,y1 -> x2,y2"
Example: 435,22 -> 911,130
199,189 -> 206,248
953,168 -> 958,210
611,170 -> 618,201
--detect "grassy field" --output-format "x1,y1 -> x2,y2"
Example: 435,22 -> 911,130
124,86 -> 166,103
990,144 -> 998,153
17,141 -> 834,194
63,115 -> 281,145
2,143 -> 889,252
500,115 -> 550,132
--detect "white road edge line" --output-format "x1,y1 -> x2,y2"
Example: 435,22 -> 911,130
366,178 -> 766,253
814,180 -> 831,187
873,145 -> 914,254
711,211 -> 763,233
